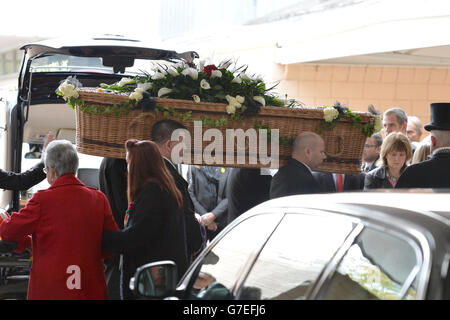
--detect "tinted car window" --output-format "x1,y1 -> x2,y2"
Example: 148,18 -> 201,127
188,213 -> 282,300
238,213 -> 355,300
322,227 -> 420,300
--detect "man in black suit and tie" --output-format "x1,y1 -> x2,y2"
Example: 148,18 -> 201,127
270,132 -> 326,199
151,120 -> 205,263
361,132 -> 383,173
396,103 -> 450,189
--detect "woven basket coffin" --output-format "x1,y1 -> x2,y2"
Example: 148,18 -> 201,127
75,88 -> 373,174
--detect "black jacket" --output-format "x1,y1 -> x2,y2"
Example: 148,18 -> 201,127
102,183 -> 188,300
164,159 -> 204,261
99,158 -> 128,229
226,168 -> 272,224
270,158 -> 323,199
364,166 -> 395,190
313,172 -> 365,192
396,149 -> 450,189
187,166 -> 229,234
0,162 -> 46,190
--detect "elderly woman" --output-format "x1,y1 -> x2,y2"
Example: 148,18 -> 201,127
364,132 -> 413,189
0,140 -> 118,300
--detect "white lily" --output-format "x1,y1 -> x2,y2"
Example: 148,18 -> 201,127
192,95 -> 201,103
137,82 -> 152,91
231,76 -> 242,84
210,70 -> 222,78
181,67 -> 198,80
117,77 -> 135,87
158,87 -> 173,97
167,67 -> 179,77
200,79 -> 211,90
253,96 -> 266,106
151,72 -> 166,80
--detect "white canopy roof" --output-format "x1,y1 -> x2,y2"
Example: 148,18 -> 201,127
274,0 -> 450,66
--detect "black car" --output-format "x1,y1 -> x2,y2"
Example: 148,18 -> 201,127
130,191 -> 450,300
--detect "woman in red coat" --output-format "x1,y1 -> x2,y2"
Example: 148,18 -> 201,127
0,140 -> 119,300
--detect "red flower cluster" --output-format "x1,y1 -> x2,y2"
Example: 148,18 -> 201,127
203,64 -> 218,77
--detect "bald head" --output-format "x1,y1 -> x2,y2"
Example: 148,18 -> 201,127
292,132 -> 326,169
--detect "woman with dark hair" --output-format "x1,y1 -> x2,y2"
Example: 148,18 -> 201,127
102,139 -> 188,300
364,132 -> 413,190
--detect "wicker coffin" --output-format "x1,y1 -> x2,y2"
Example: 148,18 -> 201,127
75,88 -> 373,174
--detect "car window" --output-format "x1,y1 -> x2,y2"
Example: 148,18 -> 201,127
238,213 -> 355,300
187,213 -> 282,300
321,227 -> 420,300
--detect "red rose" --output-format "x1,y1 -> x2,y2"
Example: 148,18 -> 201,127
203,64 -> 218,77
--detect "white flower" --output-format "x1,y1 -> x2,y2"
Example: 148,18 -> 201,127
137,82 -> 152,91
236,95 -> 245,104
231,76 -> 242,84
167,67 -> 179,77
58,81 -> 79,101
192,95 -> 201,103
129,87 -> 144,101
374,115 -> 383,133
226,95 -> 242,110
151,72 -> 166,80
158,87 -> 173,98
210,70 -> 222,78
226,104 -> 236,115
323,106 -> 339,123
253,96 -> 265,106
117,77 -> 135,87
181,67 -> 198,80
200,79 -> 211,90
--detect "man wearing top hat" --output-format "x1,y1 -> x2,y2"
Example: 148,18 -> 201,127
396,103 -> 450,189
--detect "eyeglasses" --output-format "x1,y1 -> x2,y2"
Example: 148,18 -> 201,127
43,166 -> 49,174
364,144 -> 377,148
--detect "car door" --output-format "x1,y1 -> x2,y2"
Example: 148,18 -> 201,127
233,210 -> 358,300
178,211 -> 284,300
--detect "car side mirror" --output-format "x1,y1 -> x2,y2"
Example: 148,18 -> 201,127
129,260 -> 178,299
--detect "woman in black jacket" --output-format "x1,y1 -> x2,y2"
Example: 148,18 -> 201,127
102,139 -> 188,300
364,132 -> 412,190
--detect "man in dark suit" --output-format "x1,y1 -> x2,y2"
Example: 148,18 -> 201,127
151,120 -> 205,262
0,133 -> 53,190
270,132 -> 326,199
226,168 -> 272,224
396,103 -> 450,189
361,132 -> 383,173
187,165 -> 229,240
313,172 -> 365,192
98,157 -> 128,300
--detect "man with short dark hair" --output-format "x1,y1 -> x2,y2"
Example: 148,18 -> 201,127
270,132 -> 326,199
151,120 -> 205,263
362,132 -> 383,173
396,103 -> 450,189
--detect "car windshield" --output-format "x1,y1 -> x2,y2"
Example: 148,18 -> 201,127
29,54 -> 163,75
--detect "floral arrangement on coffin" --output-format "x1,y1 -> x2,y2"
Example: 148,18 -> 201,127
57,59 -> 288,119
56,60 -> 381,138
322,101 -> 383,137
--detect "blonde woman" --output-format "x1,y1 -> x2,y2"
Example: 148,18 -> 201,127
364,132 -> 412,189
411,142 -> 431,164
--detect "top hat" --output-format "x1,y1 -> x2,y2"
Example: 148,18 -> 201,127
424,103 -> 450,131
